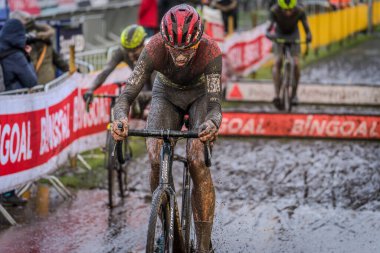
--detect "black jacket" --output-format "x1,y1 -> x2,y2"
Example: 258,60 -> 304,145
0,19 -> 38,91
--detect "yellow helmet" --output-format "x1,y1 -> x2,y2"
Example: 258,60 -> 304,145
278,0 -> 297,10
120,25 -> 147,49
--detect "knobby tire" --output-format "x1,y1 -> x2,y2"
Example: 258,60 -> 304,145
105,131 -> 115,208
146,192 -> 172,253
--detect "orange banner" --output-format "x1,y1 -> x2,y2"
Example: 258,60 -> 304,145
219,112 -> 380,140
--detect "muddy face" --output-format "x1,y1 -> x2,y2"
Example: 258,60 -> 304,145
167,46 -> 197,67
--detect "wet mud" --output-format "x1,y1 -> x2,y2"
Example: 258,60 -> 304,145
301,38 -> 380,85
1,138 -> 379,253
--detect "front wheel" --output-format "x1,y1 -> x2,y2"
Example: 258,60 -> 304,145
282,63 -> 292,112
105,131 -> 115,208
146,192 -> 172,253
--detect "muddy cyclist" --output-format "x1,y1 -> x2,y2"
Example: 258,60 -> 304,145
83,24 -> 152,118
112,4 -> 222,253
266,0 -> 312,109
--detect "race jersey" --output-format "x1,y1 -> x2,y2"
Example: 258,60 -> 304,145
269,4 -> 309,38
113,33 -> 223,128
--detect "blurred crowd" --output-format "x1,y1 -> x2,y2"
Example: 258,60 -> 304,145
0,10 -> 69,93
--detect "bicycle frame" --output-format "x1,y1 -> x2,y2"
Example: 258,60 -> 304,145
121,129 -> 211,253
274,39 -> 307,112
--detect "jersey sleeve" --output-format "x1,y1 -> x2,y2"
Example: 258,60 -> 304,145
299,8 -> 312,36
113,48 -> 154,120
91,49 -> 123,91
204,42 -> 223,128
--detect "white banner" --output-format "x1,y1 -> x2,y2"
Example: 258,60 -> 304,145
0,66 -> 132,194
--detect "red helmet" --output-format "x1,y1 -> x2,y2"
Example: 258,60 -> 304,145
160,4 -> 203,49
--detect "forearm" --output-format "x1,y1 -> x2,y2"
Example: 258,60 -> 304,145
206,102 -> 222,128
90,67 -> 114,92
302,19 -> 312,36
205,72 -> 223,128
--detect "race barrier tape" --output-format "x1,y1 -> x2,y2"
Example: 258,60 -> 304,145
226,81 -> 380,105
0,67 -> 131,194
219,112 -> 380,140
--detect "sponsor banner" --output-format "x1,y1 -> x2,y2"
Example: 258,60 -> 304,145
225,81 -> 380,105
8,0 -> 41,15
0,67 -> 132,193
222,23 -> 273,76
202,6 -> 225,42
219,112 -> 380,140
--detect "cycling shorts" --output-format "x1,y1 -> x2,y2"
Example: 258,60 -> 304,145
146,79 -> 207,131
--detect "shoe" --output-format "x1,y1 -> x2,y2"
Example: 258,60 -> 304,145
0,192 -> 27,207
272,97 -> 283,110
291,96 -> 299,105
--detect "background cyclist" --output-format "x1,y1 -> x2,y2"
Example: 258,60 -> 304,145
112,4 -> 222,253
266,0 -> 312,109
83,24 -> 152,118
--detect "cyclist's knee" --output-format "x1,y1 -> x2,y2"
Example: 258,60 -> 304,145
187,140 -> 205,167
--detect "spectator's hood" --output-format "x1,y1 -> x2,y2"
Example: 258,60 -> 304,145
0,19 -> 26,51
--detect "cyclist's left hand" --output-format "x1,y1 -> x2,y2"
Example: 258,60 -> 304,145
199,120 -> 218,142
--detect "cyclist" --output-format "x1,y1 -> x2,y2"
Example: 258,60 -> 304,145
266,0 -> 312,109
83,24 -> 152,118
112,4 -> 222,253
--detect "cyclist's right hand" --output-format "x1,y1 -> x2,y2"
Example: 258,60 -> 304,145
83,90 -> 94,104
111,118 -> 129,141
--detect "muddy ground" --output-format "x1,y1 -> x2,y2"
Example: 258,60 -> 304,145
1,37 -> 380,253
1,138 -> 379,253
301,37 -> 380,85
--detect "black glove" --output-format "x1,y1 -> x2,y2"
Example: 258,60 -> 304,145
265,32 -> 276,41
83,90 -> 93,104
306,33 -> 312,43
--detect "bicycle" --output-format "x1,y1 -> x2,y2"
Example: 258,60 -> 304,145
272,38 -> 308,112
84,82 -> 132,208
116,127 -> 212,253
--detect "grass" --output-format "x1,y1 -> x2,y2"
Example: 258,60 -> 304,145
56,137 -> 147,189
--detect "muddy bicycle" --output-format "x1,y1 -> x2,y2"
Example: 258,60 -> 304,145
84,82 -> 132,208
116,127 -> 212,253
273,38 -> 308,112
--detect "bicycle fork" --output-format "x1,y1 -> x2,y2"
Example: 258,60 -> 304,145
155,138 -> 182,253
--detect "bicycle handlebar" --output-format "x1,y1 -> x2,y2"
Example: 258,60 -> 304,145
115,123 -> 212,167
127,129 -> 199,138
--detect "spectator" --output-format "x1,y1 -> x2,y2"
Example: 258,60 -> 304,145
0,19 -> 38,91
211,0 -> 238,34
10,10 -> 69,85
138,0 -> 159,37
0,18 -> 37,206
